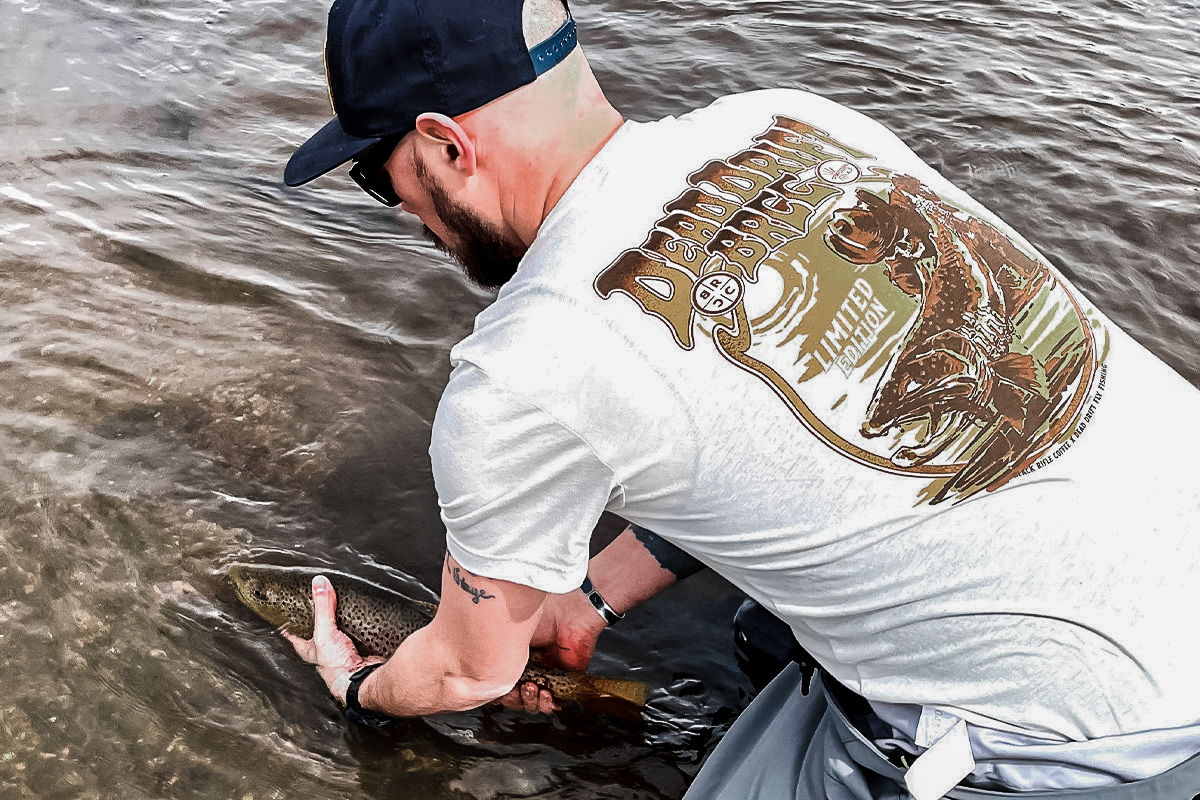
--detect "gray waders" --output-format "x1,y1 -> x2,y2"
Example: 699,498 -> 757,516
683,663 -> 1200,800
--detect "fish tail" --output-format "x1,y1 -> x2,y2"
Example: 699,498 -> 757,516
574,675 -> 650,706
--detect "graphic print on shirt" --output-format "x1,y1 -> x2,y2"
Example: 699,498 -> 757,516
594,116 -> 1108,503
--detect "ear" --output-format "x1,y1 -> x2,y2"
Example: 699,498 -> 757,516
414,113 -> 477,176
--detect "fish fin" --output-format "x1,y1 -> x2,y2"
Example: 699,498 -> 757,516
278,620 -> 314,639
575,675 -> 650,707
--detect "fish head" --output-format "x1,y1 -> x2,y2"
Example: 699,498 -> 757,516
227,564 -> 315,635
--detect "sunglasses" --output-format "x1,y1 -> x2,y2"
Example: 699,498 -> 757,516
349,135 -> 403,206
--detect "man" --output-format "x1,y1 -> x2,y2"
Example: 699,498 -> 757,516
279,0 -> 1200,797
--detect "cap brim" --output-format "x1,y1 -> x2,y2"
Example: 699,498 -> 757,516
284,117 -> 382,187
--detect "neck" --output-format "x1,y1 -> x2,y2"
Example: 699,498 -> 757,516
461,51 -> 624,248
537,102 -> 624,235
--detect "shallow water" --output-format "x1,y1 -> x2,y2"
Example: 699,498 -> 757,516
1,0 -> 1197,797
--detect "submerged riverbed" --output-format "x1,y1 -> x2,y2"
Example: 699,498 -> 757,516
2,0 -> 1197,797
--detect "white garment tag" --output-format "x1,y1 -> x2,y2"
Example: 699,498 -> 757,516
905,711 -> 975,800
914,707 -> 960,748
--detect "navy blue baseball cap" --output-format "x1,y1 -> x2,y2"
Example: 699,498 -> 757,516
284,0 -> 577,187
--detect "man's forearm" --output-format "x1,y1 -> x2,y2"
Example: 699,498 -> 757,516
355,555 -> 548,717
356,624 -> 524,716
630,525 -> 707,579
575,524 -> 706,625
526,525 -> 704,672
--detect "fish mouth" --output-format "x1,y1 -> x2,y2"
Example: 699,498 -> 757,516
226,565 -> 255,604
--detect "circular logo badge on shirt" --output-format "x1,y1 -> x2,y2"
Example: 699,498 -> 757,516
817,159 -> 861,185
691,272 -> 745,316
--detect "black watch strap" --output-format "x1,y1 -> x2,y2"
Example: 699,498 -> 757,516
346,663 -> 396,727
580,575 -> 624,626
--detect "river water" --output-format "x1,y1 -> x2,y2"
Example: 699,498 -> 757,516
1,0 -> 1196,798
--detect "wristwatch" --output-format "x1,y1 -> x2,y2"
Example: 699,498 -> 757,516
346,663 -> 396,727
580,575 -> 624,626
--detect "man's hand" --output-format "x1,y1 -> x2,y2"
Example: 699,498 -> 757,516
487,586 -> 608,714
282,575 -> 384,705
497,680 -> 556,714
515,525 -> 690,696
529,588 -> 608,672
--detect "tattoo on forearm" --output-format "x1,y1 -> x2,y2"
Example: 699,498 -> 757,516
448,562 -> 495,604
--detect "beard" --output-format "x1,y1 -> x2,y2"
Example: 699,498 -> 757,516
413,153 -> 526,290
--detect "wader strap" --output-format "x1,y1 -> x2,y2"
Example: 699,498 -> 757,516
818,673 -> 1200,800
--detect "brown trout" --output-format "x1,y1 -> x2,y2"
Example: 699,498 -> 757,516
228,564 -> 649,707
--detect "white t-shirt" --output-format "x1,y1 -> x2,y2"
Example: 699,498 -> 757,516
432,89 -> 1200,787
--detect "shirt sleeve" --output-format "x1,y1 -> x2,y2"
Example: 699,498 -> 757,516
430,360 -> 620,594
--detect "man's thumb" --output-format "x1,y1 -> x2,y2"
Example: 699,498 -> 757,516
311,575 -> 338,640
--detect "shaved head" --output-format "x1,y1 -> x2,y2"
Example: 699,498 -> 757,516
522,0 -> 569,46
